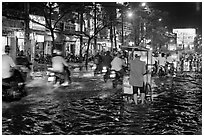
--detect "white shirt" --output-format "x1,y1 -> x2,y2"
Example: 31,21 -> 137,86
52,56 -> 68,72
158,57 -> 166,66
111,56 -> 124,71
2,53 -> 16,79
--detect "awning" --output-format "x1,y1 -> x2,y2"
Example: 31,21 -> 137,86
121,46 -> 149,51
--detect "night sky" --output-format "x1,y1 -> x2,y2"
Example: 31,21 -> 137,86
148,2 -> 202,34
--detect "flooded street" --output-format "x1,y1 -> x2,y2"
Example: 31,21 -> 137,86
2,72 -> 202,135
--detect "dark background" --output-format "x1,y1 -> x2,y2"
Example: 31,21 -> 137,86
149,2 -> 202,34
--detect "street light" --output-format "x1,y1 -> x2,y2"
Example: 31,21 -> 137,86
127,11 -> 133,18
141,2 -> 146,7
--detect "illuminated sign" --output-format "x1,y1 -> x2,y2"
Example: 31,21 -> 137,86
173,28 -> 196,45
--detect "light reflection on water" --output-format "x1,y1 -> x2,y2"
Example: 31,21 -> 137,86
2,73 -> 202,135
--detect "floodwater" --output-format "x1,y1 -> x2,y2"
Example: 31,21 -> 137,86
2,72 -> 202,135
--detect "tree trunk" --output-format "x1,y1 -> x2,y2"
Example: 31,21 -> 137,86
85,38 -> 91,70
80,12 -> 83,59
24,2 -> 31,60
50,29 -> 56,53
113,26 -> 117,49
110,23 -> 113,51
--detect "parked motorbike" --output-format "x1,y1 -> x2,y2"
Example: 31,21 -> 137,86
2,69 -> 27,102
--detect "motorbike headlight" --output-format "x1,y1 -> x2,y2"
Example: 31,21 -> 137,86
48,77 -> 55,82
102,67 -> 107,73
103,66 -> 107,70
110,71 -> 116,78
92,64 -> 96,70
50,73 -> 55,76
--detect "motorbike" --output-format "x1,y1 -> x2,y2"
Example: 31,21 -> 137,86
16,64 -> 31,81
106,69 -> 124,88
46,67 -> 65,85
158,65 -> 166,77
2,69 -> 27,102
102,66 -> 111,82
166,62 -> 175,76
46,66 -> 71,86
151,64 -> 158,77
112,70 -> 123,88
104,65 -> 128,88
103,68 -> 115,82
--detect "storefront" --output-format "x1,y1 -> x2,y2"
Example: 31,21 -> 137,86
2,16 -> 25,60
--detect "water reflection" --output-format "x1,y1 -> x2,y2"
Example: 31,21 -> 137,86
2,73 -> 202,135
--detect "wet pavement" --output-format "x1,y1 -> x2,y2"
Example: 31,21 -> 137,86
2,71 -> 202,135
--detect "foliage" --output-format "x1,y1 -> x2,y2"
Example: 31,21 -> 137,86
2,2 -> 25,20
126,3 -> 169,49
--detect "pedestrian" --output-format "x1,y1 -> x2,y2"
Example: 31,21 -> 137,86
129,54 -> 146,105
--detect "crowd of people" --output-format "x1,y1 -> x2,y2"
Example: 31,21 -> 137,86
2,44 -> 202,105
179,53 -> 202,72
152,52 -> 202,75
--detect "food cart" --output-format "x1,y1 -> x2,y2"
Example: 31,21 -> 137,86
121,46 -> 153,102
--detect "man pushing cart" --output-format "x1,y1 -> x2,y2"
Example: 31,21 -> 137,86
121,46 -> 153,105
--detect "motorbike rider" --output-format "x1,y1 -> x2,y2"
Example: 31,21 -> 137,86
2,45 -> 24,84
51,49 -> 71,86
94,52 -> 103,74
16,50 -> 32,79
111,52 -> 126,77
102,51 -> 113,69
157,52 -> 166,75
166,53 -> 174,74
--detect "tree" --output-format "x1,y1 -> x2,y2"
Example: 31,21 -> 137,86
76,2 -> 114,69
3,2 -> 30,58
101,2 -> 118,50
126,3 -> 169,50
144,9 -> 169,51
29,2 -> 78,51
